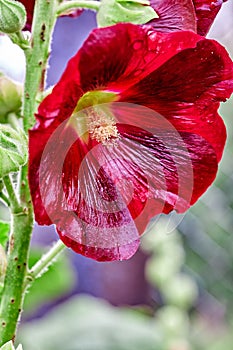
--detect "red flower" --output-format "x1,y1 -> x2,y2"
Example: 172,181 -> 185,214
148,0 -> 228,35
29,24 -> 233,261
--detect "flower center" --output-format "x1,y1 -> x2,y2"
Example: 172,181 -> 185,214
87,107 -> 119,144
72,90 -> 119,144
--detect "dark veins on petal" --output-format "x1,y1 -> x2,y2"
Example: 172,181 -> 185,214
148,0 -> 197,33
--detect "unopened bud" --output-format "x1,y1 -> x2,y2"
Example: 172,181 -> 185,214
0,0 -> 26,34
0,73 -> 22,123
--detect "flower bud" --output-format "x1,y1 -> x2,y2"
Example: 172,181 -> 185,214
0,0 -> 26,34
0,73 -> 22,123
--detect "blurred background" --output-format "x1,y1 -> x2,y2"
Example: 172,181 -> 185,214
0,1 -> 233,349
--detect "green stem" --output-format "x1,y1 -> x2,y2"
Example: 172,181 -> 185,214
57,0 -> 100,16
23,0 -> 58,131
2,176 -> 22,214
0,0 -> 58,345
9,31 -> 30,51
25,240 -> 66,288
0,212 -> 33,345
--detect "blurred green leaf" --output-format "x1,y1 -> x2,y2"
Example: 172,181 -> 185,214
19,296 -> 164,350
0,220 -> 10,248
23,248 -> 75,315
161,274 -> 198,309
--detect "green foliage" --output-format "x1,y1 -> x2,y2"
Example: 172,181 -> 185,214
97,0 -> 158,27
155,305 -> 189,338
161,274 -> 198,309
0,124 -> 27,178
19,296 -> 164,350
0,220 -> 9,248
23,248 -> 75,316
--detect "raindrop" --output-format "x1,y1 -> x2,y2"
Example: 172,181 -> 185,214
132,40 -> 144,51
200,115 -> 215,124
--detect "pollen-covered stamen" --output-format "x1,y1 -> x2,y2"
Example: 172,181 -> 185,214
87,107 -> 119,144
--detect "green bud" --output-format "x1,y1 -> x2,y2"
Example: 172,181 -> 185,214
0,73 -> 22,123
97,0 -> 158,27
0,0 -> 26,34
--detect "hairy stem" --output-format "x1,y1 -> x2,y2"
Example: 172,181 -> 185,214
25,240 -> 66,288
0,212 -> 33,345
2,176 -> 22,214
0,0 -> 58,345
23,1 -> 58,131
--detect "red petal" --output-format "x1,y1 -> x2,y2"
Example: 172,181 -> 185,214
148,0 -> 197,33
120,37 -> 233,160
193,0 -> 228,36
20,0 -> 35,30
66,25 -> 202,93
36,27 -> 204,127
30,118 -> 141,261
59,234 -> 140,262
30,102 -> 218,261
118,126 -> 218,234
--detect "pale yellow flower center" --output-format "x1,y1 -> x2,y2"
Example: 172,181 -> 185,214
71,90 -> 119,145
87,108 -> 119,144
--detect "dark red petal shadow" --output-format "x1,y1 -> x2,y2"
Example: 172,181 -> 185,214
79,26 -> 202,93
20,0 -> 35,30
193,0 -> 228,36
120,37 -> 233,161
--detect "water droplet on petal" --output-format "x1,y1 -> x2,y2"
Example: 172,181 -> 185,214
132,40 -> 144,51
200,115 -> 215,124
